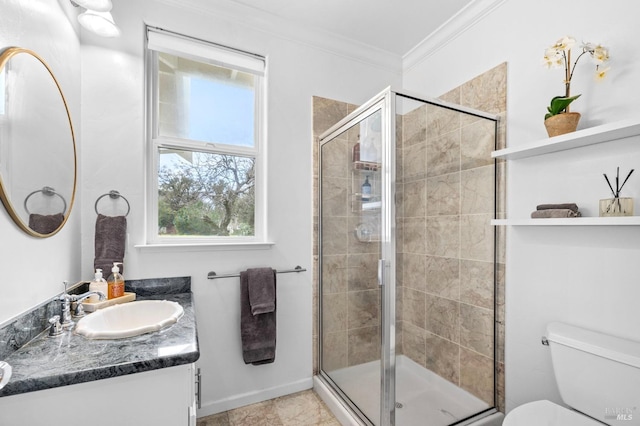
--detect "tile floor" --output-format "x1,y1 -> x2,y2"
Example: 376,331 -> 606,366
197,390 -> 341,426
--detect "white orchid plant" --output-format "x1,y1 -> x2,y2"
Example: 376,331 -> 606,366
543,36 -> 610,120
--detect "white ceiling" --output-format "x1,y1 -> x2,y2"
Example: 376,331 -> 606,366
219,0 -> 476,56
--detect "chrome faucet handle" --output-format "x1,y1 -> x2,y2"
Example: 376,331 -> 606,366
58,281 -> 74,330
48,315 -> 63,337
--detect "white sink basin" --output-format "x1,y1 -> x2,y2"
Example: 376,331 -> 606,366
75,300 -> 184,339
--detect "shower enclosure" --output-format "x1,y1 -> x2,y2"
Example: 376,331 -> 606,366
318,88 -> 500,425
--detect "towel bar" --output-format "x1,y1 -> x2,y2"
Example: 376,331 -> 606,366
207,266 -> 306,280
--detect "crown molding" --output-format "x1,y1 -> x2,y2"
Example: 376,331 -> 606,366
402,0 -> 507,73
152,0 -> 402,75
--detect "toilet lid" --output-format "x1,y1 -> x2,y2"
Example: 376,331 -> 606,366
504,400 -> 602,426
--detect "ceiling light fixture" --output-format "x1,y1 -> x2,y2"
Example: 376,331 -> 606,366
71,0 -> 112,13
71,0 -> 120,38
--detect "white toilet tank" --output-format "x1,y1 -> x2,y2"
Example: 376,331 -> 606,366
546,322 -> 640,425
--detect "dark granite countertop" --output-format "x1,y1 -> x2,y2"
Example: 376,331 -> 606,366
0,277 -> 199,398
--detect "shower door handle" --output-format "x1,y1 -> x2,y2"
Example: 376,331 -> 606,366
378,259 -> 385,287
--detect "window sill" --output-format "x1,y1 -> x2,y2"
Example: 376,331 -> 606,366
134,241 -> 275,252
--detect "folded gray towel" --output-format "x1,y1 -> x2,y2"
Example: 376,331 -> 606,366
536,203 -> 579,213
241,269 -> 276,365
28,213 -> 64,234
248,268 -> 276,315
531,209 -> 581,218
94,214 -> 127,276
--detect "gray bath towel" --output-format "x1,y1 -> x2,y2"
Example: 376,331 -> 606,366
28,213 -> 64,234
241,268 -> 276,365
536,203 -> 580,213
94,214 -> 127,276
531,209 -> 581,218
248,268 -> 277,315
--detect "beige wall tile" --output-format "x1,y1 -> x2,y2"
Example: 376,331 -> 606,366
403,321 -> 427,367
322,255 -> 347,294
403,179 -> 427,218
427,131 -> 461,177
322,293 -> 347,333
461,166 -> 494,215
460,348 -> 495,405
347,252 -> 379,291
425,256 -> 460,300
320,137 -> 349,179
320,216 -> 348,256
403,141 -> 427,181
347,289 -> 380,329
460,214 -> 493,262
426,173 -> 460,216
403,253 -> 427,292
460,62 -> 507,116
427,104 -> 461,140
403,287 -> 426,329
402,217 -> 427,254
321,177 -> 348,218
461,119 -> 496,171
426,216 -> 460,258
425,332 -> 460,385
313,97 -> 349,136
460,304 -> 494,358
425,294 -> 460,343
460,259 -> 494,309
321,331 -> 347,372
402,104 -> 427,147
348,326 -> 380,366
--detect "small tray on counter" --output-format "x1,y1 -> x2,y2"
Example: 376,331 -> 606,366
80,292 -> 136,312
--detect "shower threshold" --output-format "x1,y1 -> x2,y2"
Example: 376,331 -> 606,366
322,355 -> 491,426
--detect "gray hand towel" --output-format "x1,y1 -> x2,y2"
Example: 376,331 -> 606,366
248,268 -> 276,315
28,213 -> 64,234
536,203 -> 579,213
94,214 -> 127,276
531,209 -> 581,218
241,268 -> 276,365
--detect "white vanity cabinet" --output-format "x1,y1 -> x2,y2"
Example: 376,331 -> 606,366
0,363 -> 196,426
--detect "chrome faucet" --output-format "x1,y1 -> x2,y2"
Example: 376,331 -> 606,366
71,291 -> 106,318
57,282 -> 107,329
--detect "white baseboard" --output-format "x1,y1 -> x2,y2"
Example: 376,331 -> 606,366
197,377 -> 314,418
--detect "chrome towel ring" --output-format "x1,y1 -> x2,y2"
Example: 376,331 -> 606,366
94,190 -> 130,217
23,186 -> 67,215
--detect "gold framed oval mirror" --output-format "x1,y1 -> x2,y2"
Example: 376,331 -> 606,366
0,47 -> 77,237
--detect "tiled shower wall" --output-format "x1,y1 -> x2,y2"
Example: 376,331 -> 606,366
313,61 -> 507,412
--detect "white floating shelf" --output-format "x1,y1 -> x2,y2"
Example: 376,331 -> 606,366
492,216 -> 640,226
492,119 -> 640,160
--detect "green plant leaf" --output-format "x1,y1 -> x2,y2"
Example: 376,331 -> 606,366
545,94 -> 581,120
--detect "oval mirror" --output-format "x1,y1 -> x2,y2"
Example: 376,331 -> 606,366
0,47 -> 77,237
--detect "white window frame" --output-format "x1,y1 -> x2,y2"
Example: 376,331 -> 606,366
144,26 -> 267,246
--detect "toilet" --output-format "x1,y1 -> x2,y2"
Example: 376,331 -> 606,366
504,322 -> 640,425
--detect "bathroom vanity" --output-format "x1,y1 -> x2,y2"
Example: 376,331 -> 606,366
0,277 -> 199,426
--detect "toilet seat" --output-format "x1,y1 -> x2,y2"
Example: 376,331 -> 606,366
503,400 -> 602,425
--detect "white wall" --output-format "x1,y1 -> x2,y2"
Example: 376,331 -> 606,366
403,0 -> 640,413
79,0 -> 401,415
0,0 -> 81,323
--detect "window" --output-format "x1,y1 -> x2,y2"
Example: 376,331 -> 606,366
146,27 -> 265,243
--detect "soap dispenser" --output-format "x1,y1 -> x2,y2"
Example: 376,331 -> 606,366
361,175 -> 372,201
88,269 -> 108,303
107,262 -> 124,299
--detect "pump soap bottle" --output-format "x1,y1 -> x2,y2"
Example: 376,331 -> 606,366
88,269 -> 108,303
107,262 -> 125,299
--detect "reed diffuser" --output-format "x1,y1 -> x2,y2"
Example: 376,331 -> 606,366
600,167 -> 634,217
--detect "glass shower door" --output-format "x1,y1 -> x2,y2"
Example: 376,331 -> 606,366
319,91 -> 395,425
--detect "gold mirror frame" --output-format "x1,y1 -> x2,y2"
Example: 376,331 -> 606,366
0,47 -> 77,237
